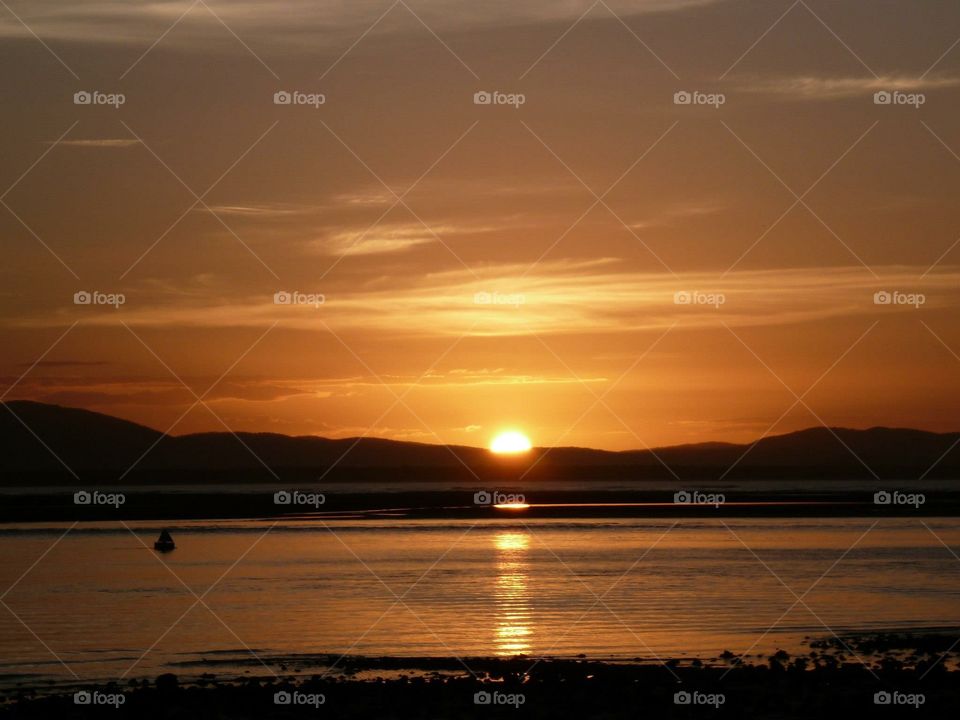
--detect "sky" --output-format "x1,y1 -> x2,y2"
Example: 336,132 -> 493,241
2,0 -> 960,450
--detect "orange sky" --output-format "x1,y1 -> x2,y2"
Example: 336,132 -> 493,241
2,0 -> 960,450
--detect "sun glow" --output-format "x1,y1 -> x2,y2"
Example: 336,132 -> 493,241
490,430 -> 532,454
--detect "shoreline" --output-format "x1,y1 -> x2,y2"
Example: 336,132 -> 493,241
2,652 -> 956,718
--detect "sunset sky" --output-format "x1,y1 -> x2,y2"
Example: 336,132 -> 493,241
2,0 -> 960,450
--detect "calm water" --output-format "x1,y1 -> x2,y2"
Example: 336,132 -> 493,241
1,518 -> 959,686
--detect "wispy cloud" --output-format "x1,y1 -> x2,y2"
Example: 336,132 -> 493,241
52,139 -> 141,148
736,74 -> 960,100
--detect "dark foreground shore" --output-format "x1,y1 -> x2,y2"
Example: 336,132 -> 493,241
2,654 -> 956,719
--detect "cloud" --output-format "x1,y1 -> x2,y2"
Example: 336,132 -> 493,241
0,1 -> 731,47
736,74 -> 960,100
52,139 -> 141,148
29,260 -> 960,337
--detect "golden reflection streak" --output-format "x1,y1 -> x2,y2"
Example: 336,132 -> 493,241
493,531 -> 532,656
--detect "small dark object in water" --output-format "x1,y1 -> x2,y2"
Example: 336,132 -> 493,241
154,529 -> 175,552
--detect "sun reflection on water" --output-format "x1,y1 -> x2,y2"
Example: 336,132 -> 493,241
493,531 -> 532,656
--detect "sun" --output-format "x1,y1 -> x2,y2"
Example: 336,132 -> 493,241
490,430 -> 532,454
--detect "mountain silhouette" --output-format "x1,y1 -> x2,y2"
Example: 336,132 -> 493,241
2,400 -> 959,482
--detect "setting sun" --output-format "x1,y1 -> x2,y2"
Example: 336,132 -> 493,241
490,431 -> 533,454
